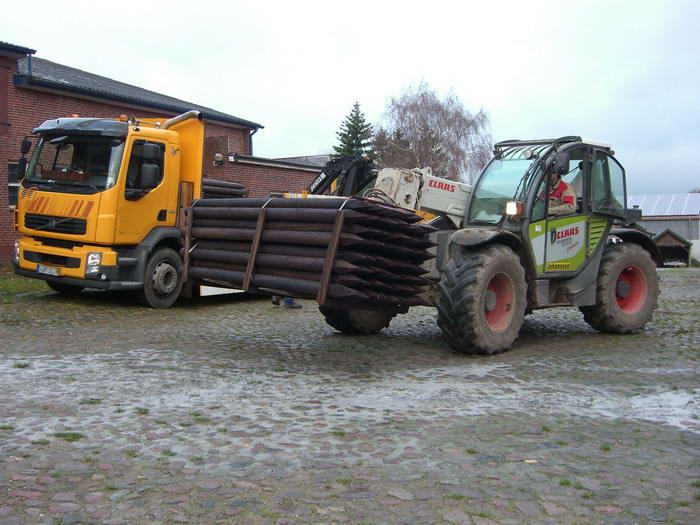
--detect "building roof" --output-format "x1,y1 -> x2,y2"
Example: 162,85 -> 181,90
0,41 -> 36,58
653,228 -> 692,247
628,193 -> 700,217
14,56 -> 262,129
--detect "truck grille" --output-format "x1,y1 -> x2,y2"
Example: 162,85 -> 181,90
25,214 -> 87,235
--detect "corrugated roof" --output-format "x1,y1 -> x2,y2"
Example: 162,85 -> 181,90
628,193 -> 700,216
15,56 -> 262,129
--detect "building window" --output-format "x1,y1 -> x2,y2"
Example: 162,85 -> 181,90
8,163 -> 19,207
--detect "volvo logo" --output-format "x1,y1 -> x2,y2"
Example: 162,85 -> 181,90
47,219 -> 57,230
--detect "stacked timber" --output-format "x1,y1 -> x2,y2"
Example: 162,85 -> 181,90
184,197 -> 437,310
201,178 -> 248,199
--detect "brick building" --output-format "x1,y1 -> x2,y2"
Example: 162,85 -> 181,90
0,41 -> 321,259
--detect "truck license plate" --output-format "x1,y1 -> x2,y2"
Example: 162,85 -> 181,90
37,264 -> 60,276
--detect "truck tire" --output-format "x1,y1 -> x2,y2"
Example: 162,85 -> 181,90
580,243 -> 659,333
437,244 -> 527,355
319,307 -> 396,334
46,281 -> 85,296
138,247 -> 184,308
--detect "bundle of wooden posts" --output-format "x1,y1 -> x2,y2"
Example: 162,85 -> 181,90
183,197 -> 437,310
201,178 -> 248,199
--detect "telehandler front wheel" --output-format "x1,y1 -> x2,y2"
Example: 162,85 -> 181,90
319,307 -> 396,335
138,247 -> 184,309
580,243 -> 659,333
437,244 -> 527,355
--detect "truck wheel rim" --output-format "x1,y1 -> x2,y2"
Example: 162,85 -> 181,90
616,265 -> 647,314
153,262 -> 178,295
484,273 -> 514,333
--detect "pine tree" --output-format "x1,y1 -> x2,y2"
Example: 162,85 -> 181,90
333,102 -> 374,157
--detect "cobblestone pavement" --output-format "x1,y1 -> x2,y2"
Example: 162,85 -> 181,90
1,270 -> 698,524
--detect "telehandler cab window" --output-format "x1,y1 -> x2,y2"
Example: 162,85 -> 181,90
468,153 -> 533,224
23,136 -> 125,192
591,152 -> 625,217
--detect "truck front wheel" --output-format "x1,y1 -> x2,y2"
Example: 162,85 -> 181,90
437,244 -> 527,355
138,247 -> 183,308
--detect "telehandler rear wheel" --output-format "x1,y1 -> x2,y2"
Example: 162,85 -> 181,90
319,307 -> 396,335
138,247 -> 184,309
46,281 -> 85,296
437,244 -> 527,355
579,243 -> 658,333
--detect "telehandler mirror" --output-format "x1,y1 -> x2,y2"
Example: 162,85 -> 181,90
20,139 -> 32,155
543,151 -> 570,175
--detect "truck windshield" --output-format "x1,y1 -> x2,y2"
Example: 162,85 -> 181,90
468,156 -> 534,224
24,136 -> 125,192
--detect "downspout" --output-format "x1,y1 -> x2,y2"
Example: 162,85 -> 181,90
248,128 -> 259,156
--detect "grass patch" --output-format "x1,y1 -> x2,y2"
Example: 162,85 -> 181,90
541,425 -> 551,432
673,500 -> 690,507
80,398 -> 101,405
600,444 -> 612,451
557,441 -> 568,446
193,416 -> 211,424
0,267 -> 47,303
335,478 -> 352,485
559,479 -> 572,486
114,408 -> 125,413
125,450 -> 139,458
13,362 -> 31,369
573,482 -> 586,490
104,484 -> 118,491
691,480 -> 700,488
161,449 -> 176,457
331,430 -> 346,437
134,407 -> 149,415
31,439 -> 50,445
179,422 -> 193,427
465,448 -> 478,455
154,419 -> 168,425
0,425 -> 14,431
445,493 -> 466,500
217,427 -> 228,433
53,432 -> 85,442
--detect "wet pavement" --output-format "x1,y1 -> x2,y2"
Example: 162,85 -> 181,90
1,269 -> 698,524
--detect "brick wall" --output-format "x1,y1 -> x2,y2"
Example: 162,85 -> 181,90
204,160 -> 319,198
0,53 -> 253,259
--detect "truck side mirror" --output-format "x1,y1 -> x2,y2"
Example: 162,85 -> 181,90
20,139 -> 32,155
17,157 -> 28,178
142,143 -> 161,161
141,163 -> 160,189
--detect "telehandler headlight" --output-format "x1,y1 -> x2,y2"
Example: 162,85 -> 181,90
85,252 -> 102,275
505,201 -> 524,217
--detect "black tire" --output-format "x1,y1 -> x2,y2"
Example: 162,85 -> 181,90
319,307 -> 396,335
137,247 -> 184,308
46,281 -> 85,296
579,243 -> 659,333
437,244 -> 527,355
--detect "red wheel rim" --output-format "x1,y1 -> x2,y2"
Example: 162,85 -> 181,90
615,265 -> 647,314
484,273 -> 515,333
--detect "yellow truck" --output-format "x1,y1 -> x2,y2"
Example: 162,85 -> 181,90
12,111 -> 206,307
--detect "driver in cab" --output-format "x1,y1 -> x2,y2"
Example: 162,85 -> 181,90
546,153 -> 576,216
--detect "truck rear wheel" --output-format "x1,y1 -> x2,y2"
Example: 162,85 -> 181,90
46,281 -> 85,296
319,307 -> 396,334
580,243 -> 659,333
437,244 -> 527,355
138,247 -> 183,308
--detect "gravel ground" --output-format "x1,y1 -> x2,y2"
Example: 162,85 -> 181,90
0,269 -> 698,524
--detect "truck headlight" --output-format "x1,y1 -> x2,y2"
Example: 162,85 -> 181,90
13,241 -> 20,264
85,252 -> 102,274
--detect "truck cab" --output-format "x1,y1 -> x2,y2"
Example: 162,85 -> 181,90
12,111 -> 205,307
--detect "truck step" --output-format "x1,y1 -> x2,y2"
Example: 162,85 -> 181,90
117,257 -> 139,266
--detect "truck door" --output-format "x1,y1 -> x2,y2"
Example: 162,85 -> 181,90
116,139 -> 171,243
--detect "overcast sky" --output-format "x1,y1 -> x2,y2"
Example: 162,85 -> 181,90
2,0 -> 698,194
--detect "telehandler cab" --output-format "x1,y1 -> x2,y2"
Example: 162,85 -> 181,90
307,136 -> 660,355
